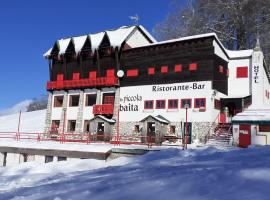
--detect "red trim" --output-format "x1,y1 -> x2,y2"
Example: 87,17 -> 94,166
148,67 -> 155,75
72,73 -> 80,80
144,100 -> 154,109
181,99 -> 192,108
236,66 -> 248,78
226,69 -> 229,77
93,104 -> 114,115
189,63 -> 197,71
89,71 -> 97,79
175,64 -> 182,72
156,100 -> 166,109
168,99 -> 178,109
161,66 -> 168,73
219,65 -> 224,73
194,98 -> 206,108
106,69 -> 115,77
57,74 -> 64,81
127,69 -> 138,77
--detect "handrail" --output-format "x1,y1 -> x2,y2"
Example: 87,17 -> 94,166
204,113 -> 220,144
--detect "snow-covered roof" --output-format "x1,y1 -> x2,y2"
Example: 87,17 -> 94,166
44,25 -> 156,58
140,115 -> 170,124
226,49 -> 253,59
90,115 -> 116,124
232,108 -> 270,123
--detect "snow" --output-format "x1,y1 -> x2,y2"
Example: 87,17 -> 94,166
232,108 -> 270,122
2,146 -> 270,199
0,100 -> 32,116
94,115 -> 116,123
58,38 -> 71,55
106,26 -> 135,48
72,36 -> 87,53
0,109 -> 46,132
89,32 -> 105,52
226,49 -> 253,58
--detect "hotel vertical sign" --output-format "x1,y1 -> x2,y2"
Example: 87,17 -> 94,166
253,65 -> 259,83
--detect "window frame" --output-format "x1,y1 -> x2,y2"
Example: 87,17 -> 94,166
181,99 -> 192,109
168,99 -> 179,109
156,99 -> 166,109
144,100 -> 154,110
194,98 -> 206,109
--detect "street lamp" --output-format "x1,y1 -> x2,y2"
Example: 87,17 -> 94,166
184,104 -> 190,150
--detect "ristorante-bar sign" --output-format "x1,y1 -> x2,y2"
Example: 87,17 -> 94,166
152,82 -> 206,92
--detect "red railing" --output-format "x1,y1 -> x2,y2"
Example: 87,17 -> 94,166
47,76 -> 118,90
93,104 -> 114,115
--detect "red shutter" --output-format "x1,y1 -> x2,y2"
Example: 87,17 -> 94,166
236,66 -> 248,78
189,63 -> 197,71
161,66 -> 168,73
106,69 -> 115,77
72,73 -> 80,80
127,69 -> 138,77
148,67 -> 155,75
57,74 -> 64,81
175,64 -> 182,72
89,71 -> 97,79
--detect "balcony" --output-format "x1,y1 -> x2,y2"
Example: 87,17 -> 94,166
93,104 -> 114,115
47,77 -> 118,90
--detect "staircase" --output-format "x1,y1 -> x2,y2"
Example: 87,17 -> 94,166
206,123 -> 234,150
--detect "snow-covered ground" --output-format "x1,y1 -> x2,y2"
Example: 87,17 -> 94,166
1,146 -> 270,200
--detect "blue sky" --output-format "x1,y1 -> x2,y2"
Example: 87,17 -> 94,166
0,0 -> 181,109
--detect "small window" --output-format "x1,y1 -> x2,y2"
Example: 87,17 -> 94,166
161,66 -> 168,73
175,64 -> 182,72
194,98 -> 206,108
84,120 -> 90,132
189,63 -> 197,71
181,99 -> 192,108
69,95 -> 80,107
148,67 -> 155,75
85,94 -> 96,106
67,120 -> 76,132
134,125 -> 140,133
236,66 -> 248,78
144,100 -> 154,109
51,120 -> 60,134
45,156 -> 54,163
168,99 -> 178,109
219,66 -> 224,73
214,99 -> 221,109
127,69 -> 138,77
169,125 -> 176,134
54,95 -> 64,107
58,157 -> 67,161
156,100 -> 166,109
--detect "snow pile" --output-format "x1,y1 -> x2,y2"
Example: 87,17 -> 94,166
0,109 -> 46,132
1,146 -> 270,199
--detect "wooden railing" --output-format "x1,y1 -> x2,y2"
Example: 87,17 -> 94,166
93,104 -> 114,115
47,77 -> 118,90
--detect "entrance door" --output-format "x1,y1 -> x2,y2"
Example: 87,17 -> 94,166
97,122 -> 105,141
239,124 -> 251,148
183,122 -> 192,144
147,122 -> 156,143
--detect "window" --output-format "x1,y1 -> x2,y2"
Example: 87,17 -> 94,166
127,69 -> 138,77
175,64 -> 182,72
189,63 -> 197,71
103,93 -> 115,104
219,66 -> 224,73
194,98 -> 206,108
236,66 -> 248,78
54,95 -> 64,107
69,95 -> 80,107
148,67 -> 155,75
84,120 -> 90,132
169,125 -> 176,134
51,120 -> 60,134
144,100 -> 154,109
214,99 -> 221,109
168,99 -> 178,109
67,120 -> 76,132
181,99 -> 192,108
58,157 -> 67,161
85,94 -> 96,106
45,156 -> 54,163
156,100 -> 166,109
259,125 -> 270,132
134,125 -> 140,133
161,66 -> 168,73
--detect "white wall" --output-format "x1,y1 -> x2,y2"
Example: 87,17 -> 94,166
119,81 -> 217,123
126,29 -> 152,48
228,58 -> 251,97
213,40 -> 229,62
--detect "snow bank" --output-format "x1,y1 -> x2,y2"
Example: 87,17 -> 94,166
1,146 -> 270,200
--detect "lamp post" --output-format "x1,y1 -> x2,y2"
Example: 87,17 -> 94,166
184,104 -> 190,150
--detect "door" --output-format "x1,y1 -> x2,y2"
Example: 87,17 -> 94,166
183,122 -> 192,144
239,124 -> 251,148
147,122 -> 156,143
97,122 -> 105,141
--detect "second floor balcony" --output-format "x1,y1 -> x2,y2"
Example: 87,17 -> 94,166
93,104 -> 114,115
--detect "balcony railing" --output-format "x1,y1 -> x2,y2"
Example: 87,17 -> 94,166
93,104 -> 114,115
47,77 -> 118,90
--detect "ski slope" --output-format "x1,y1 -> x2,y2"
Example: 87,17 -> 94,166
0,146 -> 270,200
